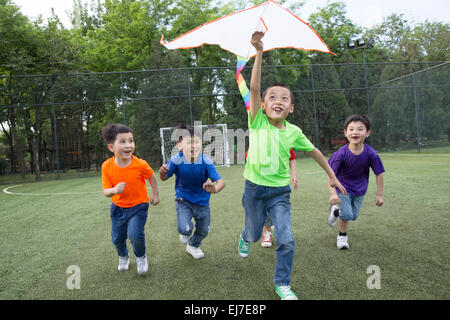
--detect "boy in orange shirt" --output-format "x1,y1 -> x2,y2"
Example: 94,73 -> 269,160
101,123 -> 160,275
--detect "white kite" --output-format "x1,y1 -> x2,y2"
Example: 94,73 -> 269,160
160,0 -> 334,110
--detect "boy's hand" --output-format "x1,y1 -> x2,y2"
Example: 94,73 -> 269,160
290,175 -> 298,191
159,164 -> 169,174
329,194 -> 340,205
114,182 -> 126,194
376,195 -> 384,207
203,180 -> 216,194
251,31 -> 264,51
328,176 -> 347,195
150,194 -> 160,206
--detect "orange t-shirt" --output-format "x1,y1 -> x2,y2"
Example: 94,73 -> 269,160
101,155 -> 154,208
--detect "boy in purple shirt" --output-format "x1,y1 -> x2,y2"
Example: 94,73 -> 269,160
327,115 -> 385,249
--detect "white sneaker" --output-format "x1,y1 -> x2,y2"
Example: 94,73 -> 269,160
337,235 -> 349,250
328,205 -> 340,227
261,231 -> 273,248
179,234 -> 191,244
186,244 -> 204,259
136,256 -> 148,275
118,255 -> 130,272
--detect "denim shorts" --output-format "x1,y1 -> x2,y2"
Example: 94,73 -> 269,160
175,198 -> 211,248
338,193 -> 364,221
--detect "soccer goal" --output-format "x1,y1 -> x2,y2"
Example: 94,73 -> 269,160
160,123 -> 230,167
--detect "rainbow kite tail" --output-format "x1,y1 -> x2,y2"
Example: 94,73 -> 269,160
236,56 -> 250,112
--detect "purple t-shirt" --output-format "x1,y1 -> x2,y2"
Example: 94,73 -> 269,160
328,144 -> 385,196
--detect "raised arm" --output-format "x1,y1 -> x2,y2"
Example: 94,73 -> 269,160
249,31 -> 265,121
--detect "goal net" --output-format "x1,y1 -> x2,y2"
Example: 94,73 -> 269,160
160,123 -> 230,167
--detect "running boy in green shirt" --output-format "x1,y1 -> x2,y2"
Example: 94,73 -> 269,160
237,31 -> 347,300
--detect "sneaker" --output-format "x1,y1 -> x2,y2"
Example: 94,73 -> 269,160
337,235 -> 349,250
186,244 -> 205,259
118,255 -> 130,272
328,205 -> 340,227
261,231 -> 273,248
136,256 -> 148,275
238,237 -> 250,258
275,286 -> 298,300
179,234 -> 191,245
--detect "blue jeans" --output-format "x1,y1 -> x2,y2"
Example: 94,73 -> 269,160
338,193 -> 364,221
110,202 -> 149,258
175,198 -> 210,248
241,180 -> 294,286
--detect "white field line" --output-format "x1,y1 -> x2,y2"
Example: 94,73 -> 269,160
2,185 -> 101,196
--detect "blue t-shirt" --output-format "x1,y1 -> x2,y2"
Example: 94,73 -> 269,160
328,144 -> 385,196
166,152 -> 222,206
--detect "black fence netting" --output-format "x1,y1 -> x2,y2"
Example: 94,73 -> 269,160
1,61 -> 448,179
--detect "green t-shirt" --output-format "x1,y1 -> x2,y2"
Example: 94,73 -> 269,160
244,108 -> 315,187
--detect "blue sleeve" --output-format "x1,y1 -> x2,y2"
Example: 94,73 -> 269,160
207,164 -> 222,182
166,159 -> 177,179
203,155 -> 222,182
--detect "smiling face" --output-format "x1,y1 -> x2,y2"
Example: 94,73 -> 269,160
344,121 -> 371,146
107,132 -> 135,163
181,135 -> 202,162
261,85 -> 294,127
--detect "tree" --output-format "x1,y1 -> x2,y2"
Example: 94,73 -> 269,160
0,0 -> 38,177
413,21 -> 450,62
81,0 -> 171,72
307,1 -> 361,59
133,39 -> 188,165
306,2 -> 355,146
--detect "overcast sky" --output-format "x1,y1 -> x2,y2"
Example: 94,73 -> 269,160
11,0 -> 450,29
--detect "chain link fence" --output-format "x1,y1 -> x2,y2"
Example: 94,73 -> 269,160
1,61 -> 448,179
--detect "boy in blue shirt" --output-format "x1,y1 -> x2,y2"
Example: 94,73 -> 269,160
159,126 -> 225,259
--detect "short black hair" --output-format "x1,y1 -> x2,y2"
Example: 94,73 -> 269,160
173,124 -> 200,143
101,123 -> 133,144
262,83 -> 294,104
344,114 -> 372,131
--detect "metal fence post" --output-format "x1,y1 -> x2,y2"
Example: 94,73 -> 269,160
412,65 -> 422,152
363,49 -> 373,146
120,72 -> 126,125
310,65 -> 320,148
50,75 -> 60,178
187,70 -> 193,125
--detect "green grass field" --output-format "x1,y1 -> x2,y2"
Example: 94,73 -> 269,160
0,149 -> 449,300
